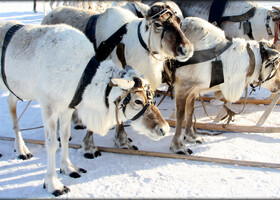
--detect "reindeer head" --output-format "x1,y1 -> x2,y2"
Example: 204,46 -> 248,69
255,40 -> 280,93
111,66 -> 170,139
134,2 -> 194,62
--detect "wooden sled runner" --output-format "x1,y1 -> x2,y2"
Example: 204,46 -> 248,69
158,89 -> 280,132
1,136 -> 280,169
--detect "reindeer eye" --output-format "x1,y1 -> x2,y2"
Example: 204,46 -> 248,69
155,22 -> 162,28
135,100 -> 143,105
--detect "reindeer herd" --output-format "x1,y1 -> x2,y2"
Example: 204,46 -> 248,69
1,0 -> 280,196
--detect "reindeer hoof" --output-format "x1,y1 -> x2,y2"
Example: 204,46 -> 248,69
27,153 -> 33,159
79,168 -> 87,173
84,151 -> 102,159
94,151 -> 101,157
187,149 -> 193,155
84,153 -> 94,159
132,145 -> 138,150
69,172 -> 81,178
52,186 -> 70,197
74,125 -> 86,130
18,154 -> 29,160
0,153 -> 2,158
128,138 -> 133,142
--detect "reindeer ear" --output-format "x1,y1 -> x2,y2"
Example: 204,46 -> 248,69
134,2 -> 150,17
266,47 -> 280,59
111,78 -> 135,90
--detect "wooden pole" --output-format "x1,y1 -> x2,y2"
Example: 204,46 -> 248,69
1,136 -> 280,169
155,90 -> 280,105
256,93 -> 280,127
166,119 -> 280,133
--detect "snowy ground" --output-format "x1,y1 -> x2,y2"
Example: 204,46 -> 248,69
1,1 -> 280,199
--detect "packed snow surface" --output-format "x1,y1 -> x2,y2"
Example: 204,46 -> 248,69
0,1 -> 280,198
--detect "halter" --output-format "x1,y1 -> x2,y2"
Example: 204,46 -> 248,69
113,79 -> 155,125
1,24 -> 24,101
137,8 -> 177,61
250,42 -> 280,92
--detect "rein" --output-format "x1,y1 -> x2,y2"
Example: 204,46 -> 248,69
1,24 -> 24,101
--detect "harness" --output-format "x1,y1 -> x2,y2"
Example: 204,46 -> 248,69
250,41 -> 280,92
165,40 -> 232,88
85,14 -> 100,51
1,24 -> 24,101
113,79 -> 155,125
69,22 -> 128,109
117,8 -> 177,68
209,0 -> 256,40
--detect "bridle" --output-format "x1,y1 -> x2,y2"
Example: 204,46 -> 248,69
112,78 -> 155,125
250,42 -> 280,91
266,6 -> 280,44
137,7 -> 178,61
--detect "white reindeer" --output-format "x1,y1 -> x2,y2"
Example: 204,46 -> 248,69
41,2 -> 194,152
173,1 -> 280,43
0,20 -> 169,196
169,17 -> 280,154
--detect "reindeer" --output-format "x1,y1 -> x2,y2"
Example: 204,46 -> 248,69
169,17 -> 280,154
41,2 -> 194,155
0,20 -> 169,196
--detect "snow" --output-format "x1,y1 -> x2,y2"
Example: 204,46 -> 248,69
0,1 -> 280,198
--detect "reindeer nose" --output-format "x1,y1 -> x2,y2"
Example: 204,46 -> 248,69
157,126 -> 166,136
176,45 -> 186,56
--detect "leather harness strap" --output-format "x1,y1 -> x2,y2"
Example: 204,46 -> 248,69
209,0 -> 228,26
208,0 -> 256,40
246,43 -> 256,78
116,43 -> 127,68
1,24 -> 24,101
173,40 -> 232,67
85,14 -> 100,51
69,23 -> 128,109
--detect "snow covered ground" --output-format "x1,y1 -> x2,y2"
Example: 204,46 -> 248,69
0,1 -> 280,198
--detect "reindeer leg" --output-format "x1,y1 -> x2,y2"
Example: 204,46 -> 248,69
170,90 -> 193,155
7,94 -> 33,160
59,109 -> 86,178
114,123 -> 138,150
82,130 -> 101,159
41,105 -> 69,196
184,94 -> 204,144
72,110 -> 86,130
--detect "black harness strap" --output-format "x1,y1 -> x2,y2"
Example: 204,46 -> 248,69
69,57 -> 100,109
209,0 -> 228,26
131,103 -> 150,121
137,21 -> 158,55
173,40 -> 232,67
132,3 -> 144,18
209,0 -> 256,40
85,14 -> 100,51
104,83 -> 113,108
69,23 -> 128,109
95,23 -> 128,61
1,24 -> 24,101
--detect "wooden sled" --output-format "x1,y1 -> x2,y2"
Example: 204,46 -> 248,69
157,89 -> 280,129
